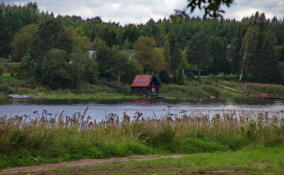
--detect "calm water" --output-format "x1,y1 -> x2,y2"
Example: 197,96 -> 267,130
0,98 -> 284,120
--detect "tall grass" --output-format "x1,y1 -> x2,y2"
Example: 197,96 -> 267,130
0,109 -> 284,169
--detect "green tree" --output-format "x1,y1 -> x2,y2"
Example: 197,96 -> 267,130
168,32 -> 182,72
240,12 -> 280,83
239,26 -> 259,81
95,38 -> 142,84
176,67 -> 185,85
69,52 -> 98,85
187,33 -> 211,79
0,8 -> 12,57
120,57 -> 143,84
40,49 -> 71,89
275,45 -> 284,62
210,36 -> 228,74
12,24 -> 38,62
28,18 -> 73,65
159,70 -> 171,84
20,54 -> 36,79
134,36 -> 166,74
256,36 -> 279,83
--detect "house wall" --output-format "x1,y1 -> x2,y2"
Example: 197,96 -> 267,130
131,87 -> 160,96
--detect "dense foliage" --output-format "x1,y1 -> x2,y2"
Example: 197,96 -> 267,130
0,3 -> 284,89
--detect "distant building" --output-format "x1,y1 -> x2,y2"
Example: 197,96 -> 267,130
122,49 -> 135,59
131,75 -> 161,96
88,50 -> 97,59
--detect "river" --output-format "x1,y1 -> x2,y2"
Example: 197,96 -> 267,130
1,98 -> 284,120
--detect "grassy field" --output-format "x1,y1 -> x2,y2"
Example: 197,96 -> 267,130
28,92 -> 141,100
1,109 -> 284,170
1,74 -> 284,100
39,145 -> 284,175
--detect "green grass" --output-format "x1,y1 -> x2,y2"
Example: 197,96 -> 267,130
29,92 -> 141,100
1,110 -> 284,169
1,74 -> 284,100
39,145 -> 284,175
160,77 -> 249,100
0,76 -> 20,83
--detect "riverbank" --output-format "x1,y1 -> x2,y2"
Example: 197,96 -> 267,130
1,75 -> 284,101
1,110 -> 284,169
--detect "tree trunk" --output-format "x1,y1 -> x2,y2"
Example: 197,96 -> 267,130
198,67 -> 201,80
117,70 -> 120,88
239,50 -> 247,81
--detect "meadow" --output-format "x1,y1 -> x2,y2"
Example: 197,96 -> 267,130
0,108 -> 284,170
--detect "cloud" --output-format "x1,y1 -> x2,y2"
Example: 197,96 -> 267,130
223,0 -> 284,20
1,0 -> 284,24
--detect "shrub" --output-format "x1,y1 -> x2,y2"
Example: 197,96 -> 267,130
0,66 -> 3,76
159,70 -> 171,84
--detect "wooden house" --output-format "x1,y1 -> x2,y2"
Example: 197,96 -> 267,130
131,75 -> 161,96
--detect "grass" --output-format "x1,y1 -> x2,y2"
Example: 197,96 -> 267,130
0,76 -> 20,83
161,77 -> 249,100
1,74 -> 284,100
0,109 -> 284,169
39,145 -> 284,175
29,92 -> 141,100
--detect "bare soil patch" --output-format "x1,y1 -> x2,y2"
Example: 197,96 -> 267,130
0,154 -> 186,175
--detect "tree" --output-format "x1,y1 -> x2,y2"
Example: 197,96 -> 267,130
159,70 -> 171,84
186,0 -> 234,18
187,33 -> 211,79
150,48 -> 167,73
69,52 -> 98,85
120,57 -> 143,84
239,12 -> 280,83
239,26 -> 259,81
0,8 -> 12,57
65,27 -> 91,53
20,54 -> 36,79
210,36 -> 228,74
28,18 -> 73,65
40,49 -> 71,89
168,32 -> 182,72
12,24 -> 38,62
226,26 -> 244,74
95,38 -> 142,84
256,36 -> 279,83
134,36 -> 166,74
174,67 -> 185,85
275,45 -> 284,62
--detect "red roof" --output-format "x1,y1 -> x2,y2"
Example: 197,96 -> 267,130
131,75 -> 153,87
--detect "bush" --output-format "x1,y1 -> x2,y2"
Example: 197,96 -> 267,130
159,70 -> 171,84
178,133 -> 228,153
0,84 -> 14,94
0,66 -> 3,76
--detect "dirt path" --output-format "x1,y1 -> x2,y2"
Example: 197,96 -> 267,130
220,84 -> 242,92
0,154 -> 187,175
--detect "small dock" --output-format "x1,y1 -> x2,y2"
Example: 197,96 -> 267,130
7,94 -> 33,99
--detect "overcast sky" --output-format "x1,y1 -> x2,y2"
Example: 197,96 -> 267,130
2,0 -> 284,25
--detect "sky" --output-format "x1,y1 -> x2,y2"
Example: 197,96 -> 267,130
2,0 -> 284,25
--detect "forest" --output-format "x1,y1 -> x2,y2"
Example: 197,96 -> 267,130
0,2 -> 284,90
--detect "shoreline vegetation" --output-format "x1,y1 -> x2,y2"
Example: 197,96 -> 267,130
1,75 -> 284,101
0,109 -> 284,169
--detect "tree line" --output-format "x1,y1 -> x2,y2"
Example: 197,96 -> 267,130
0,3 -> 284,89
